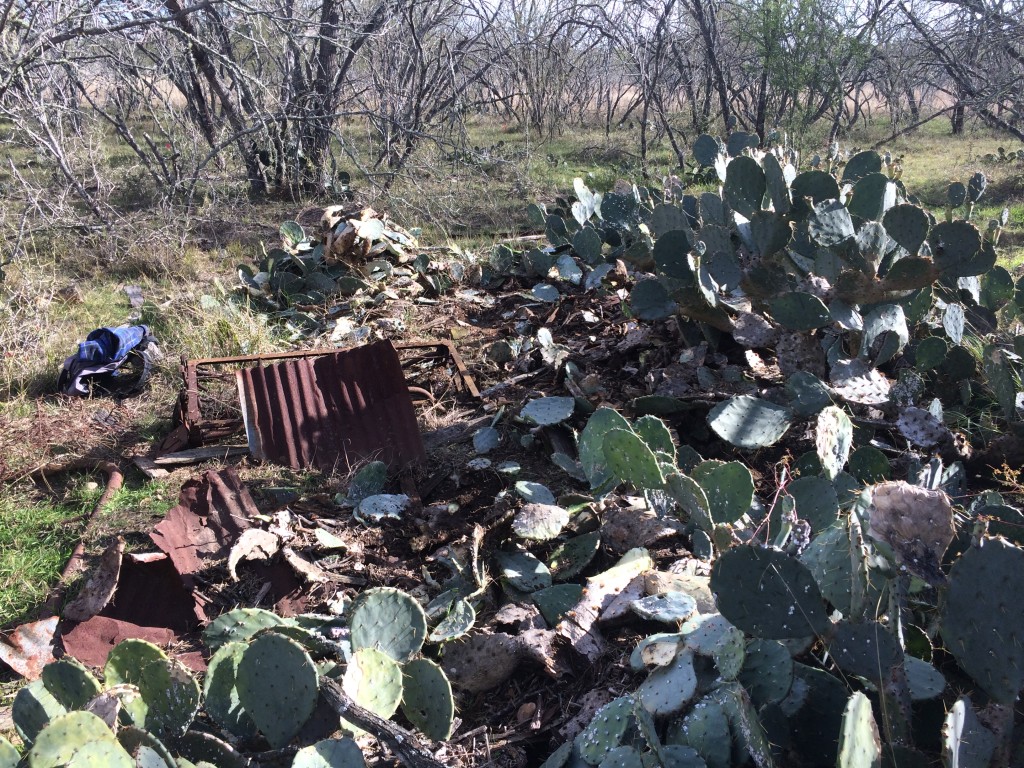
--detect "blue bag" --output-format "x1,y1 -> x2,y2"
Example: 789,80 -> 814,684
58,325 -> 157,397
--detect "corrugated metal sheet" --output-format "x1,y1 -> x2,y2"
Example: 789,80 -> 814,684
235,340 -> 425,473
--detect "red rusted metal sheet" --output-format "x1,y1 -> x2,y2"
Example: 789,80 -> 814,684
150,467 -> 256,586
236,340 -> 426,473
173,340 -> 478,449
0,617 -> 58,680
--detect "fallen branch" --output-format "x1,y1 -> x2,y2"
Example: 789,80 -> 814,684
320,678 -> 447,768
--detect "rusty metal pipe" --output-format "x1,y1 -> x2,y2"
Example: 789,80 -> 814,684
28,459 -> 124,615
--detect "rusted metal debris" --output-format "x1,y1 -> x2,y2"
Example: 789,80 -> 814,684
164,340 -> 478,460
0,617 -> 58,680
236,340 -> 425,473
150,467 -> 257,589
62,616 -> 206,673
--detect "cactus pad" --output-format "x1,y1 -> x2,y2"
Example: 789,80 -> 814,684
723,156 -> 766,218
666,474 -> 713,531
349,587 -> 427,662
637,648 -> 697,716
603,428 -> 665,489
0,738 -> 16,768
515,481 -> 556,505
631,592 -> 697,625
816,406 -> 853,480
576,696 -> 634,764
495,550 -> 552,592
711,546 -> 829,639
533,584 -> 584,626
28,711 -> 133,768
896,406 -> 948,448
548,531 -> 601,581
679,613 -> 745,679
521,396 -> 575,426
786,475 -> 839,532
883,204 -> 929,256
237,632 -> 319,748
667,693 -> 731,768
12,680 -> 66,747
830,359 -> 892,405
596,746 -> 643,768
738,639 -> 793,706
631,279 -> 677,321
941,537 -> 1024,704
829,621 -> 901,681
342,648 -> 403,729
292,738 -> 367,767
800,524 -> 854,616
203,607 -> 289,651
513,503 -> 570,541
117,727 -> 177,768
428,598 -> 476,643
869,481 -> 954,585
202,641 -> 258,740
942,697 -> 995,768
768,292 -> 831,331
905,656 -> 946,701
837,692 -> 880,768
122,658 -> 200,739
692,461 -> 753,525
707,396 -> 793,449
579,408 -> 632,490
400,658 -> 454,741
41,657 -> 101,712
103,638 -> 168,685
808,199 -> 855,247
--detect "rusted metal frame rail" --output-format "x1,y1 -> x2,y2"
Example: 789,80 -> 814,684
176,340 -> 478,449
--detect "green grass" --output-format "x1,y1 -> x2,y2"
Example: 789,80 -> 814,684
0,483 -> 98,627
0,474 -> 176,628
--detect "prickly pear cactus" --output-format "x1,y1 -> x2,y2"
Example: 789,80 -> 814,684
12,680 -> 66,747
692,461 -> 754,525
237,632 -> 319,748
941,537 -> 1024,704
349,587 -> 427,663
868,482 -> 954,585
103,639 -> 199,739
28,711 -> 134,767
0,738 -> 16,768
342,648 -> 404,730
203,607 -> 289,651
513,503 -> 570,541
711,546 -> 829,639
941,697 -> 995,768
576,696 -> 634,765
547,531 -> 601,581
521,396 -> 575,426
837,692 -> 881,768
738,639 -> 793,706
666,694 -> 731,768
40,657 -> 102,711
203,641 -> 259,740
292,738 -> 367,767
603,428 -> 665,490
400,658 -> 454,741
116,726 -> 178,768
816,406 -> 852,480
637,648 -> 698,716
707,396 -> 792,449
579,408 -> 632,490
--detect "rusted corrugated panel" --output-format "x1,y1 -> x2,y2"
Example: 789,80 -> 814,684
235,340 -> 425,473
